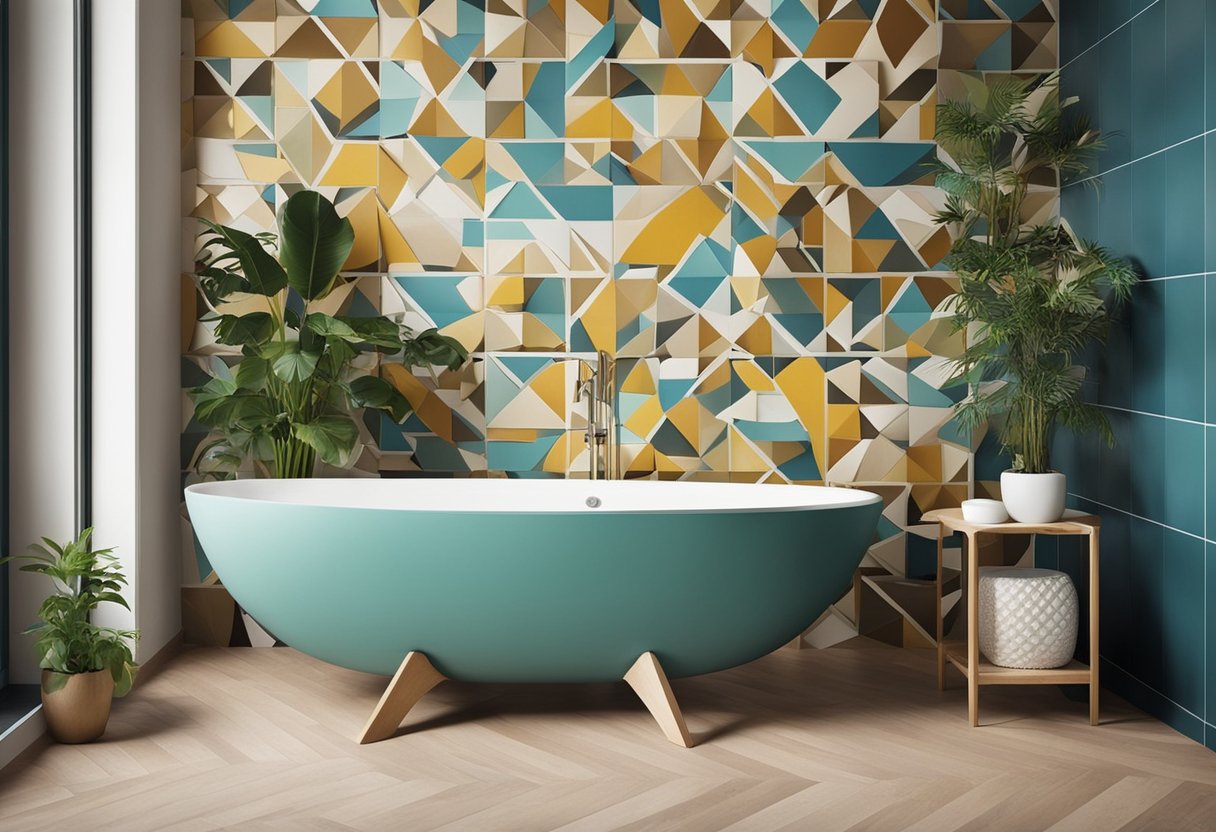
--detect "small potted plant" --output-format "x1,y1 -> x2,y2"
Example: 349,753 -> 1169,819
934,74 -> 1136,523
2,529 -> 139,743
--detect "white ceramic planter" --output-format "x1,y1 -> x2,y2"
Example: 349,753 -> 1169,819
1000,471 -> 1066,524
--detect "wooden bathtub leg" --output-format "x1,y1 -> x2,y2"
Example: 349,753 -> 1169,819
357,652 -> 447,744
624,652 -> 695,748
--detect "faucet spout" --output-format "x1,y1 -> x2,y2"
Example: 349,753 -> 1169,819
573,352 -> 618,480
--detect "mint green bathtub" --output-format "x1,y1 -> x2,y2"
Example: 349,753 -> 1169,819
184,479 -> 881,684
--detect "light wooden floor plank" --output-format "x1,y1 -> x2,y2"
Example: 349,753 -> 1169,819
0,639 -> 1213,831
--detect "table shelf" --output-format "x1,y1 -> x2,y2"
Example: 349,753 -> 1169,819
941,640 -> 1092,686
924,508 -> 1101,727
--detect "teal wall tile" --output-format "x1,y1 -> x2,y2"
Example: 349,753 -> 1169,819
1208,135 -> 1216,274
1209,0 -> 1216,129
1208,542 -> 1216,725
1096,25 -> 1132,170
1163,276 -> 1205,421
1130,151 -> 1166,278
1061,0 -> 1098,63
1130,2 -> 1167,158
1061,183 -> 1098,242
1097,162 -> 1133,259
1164,141 -> 1205,278
1209,276 -> 1216,419
1162,529 -> 1205,716
1163,0 -> 1205,149
1129,279 -> 1165,415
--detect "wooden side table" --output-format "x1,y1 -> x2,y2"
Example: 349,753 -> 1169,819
923,508 -> 1101,727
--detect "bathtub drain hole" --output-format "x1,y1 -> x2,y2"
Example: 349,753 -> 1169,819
585,496 -> 602,508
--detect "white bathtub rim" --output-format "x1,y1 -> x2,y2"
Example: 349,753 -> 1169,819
184,478 -> 882,515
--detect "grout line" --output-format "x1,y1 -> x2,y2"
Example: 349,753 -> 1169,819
1069,493 -> 1209,544
1095,403 -> 1210,428
1060,0 -> 1162,73
1137,271 -> 1216,283
1066,129 -> 1216,187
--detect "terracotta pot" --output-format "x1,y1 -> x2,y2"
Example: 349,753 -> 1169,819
41,669 -> 114,744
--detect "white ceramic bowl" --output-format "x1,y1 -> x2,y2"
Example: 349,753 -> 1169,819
961,498 -> 1009,524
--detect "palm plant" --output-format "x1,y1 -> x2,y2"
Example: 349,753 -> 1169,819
2,529 -> 139,696
189,190 -> 467,478
934,74 -> 1136,474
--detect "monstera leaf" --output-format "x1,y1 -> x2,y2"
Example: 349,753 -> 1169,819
280,190 -> 355,301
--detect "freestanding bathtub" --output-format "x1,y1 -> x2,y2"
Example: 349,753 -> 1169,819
185,479 -> 881,746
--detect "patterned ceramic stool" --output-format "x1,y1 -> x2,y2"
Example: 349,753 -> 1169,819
978,567 -> 1078,669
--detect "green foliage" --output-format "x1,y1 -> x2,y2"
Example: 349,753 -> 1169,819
934,74 -> 1137,474
1,529 -> 139,696
188,190 -> 469,478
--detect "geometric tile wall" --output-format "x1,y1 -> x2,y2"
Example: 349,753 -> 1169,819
181,0 -> 1059,647
1057,0 -> 1215,749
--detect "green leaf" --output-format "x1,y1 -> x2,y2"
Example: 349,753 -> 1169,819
304,312 -> 358,341
201,220 -> 288,296
402,328 -> 469,371
337,315 -> 405,350
290,416 -> 359,466
348,375 -> 412,422
279,191 -> 355,301
271,344 -> 320,383
42,670 -> 70,694
233,357 -> 270,392
214,312 -> 275,347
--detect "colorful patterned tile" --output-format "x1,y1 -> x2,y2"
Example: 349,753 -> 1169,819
380,0 -> 485,64
615,0 -> 730,59
384,273 -> 485,354
484,276 -> 567,351
483,60 -> 567,138
733,59 -> 879,139
380,136 -> 485,272
733,141 -> 828,275
485,0 -> 566,59
610,63 -> 733,142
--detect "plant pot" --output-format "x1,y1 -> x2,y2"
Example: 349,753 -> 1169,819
1000,470 -> 1066,524
41,669 -> 115,744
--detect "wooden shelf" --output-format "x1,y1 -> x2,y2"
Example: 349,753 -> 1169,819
941,641 -> 1092,686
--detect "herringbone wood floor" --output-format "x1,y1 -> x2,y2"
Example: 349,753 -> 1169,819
1,639 -> 1214,831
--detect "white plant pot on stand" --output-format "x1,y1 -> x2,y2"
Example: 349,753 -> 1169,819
1000,470 -> 1066,524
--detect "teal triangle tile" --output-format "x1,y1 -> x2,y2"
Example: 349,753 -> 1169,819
829,143 -> 936,187
497,354 -> 554,382
310,0 -> 377,17
771,0 -> 819,52
773,62 -> 840,134
490,183 -> 556,219
504,142 -> 565,184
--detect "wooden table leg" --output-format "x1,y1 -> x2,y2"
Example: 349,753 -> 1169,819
966,531 -> 980,727
936,522 -> 945,691
1089,527 -> 1100,725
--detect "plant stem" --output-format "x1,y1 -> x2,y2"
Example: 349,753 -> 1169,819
273,436 -> 316,478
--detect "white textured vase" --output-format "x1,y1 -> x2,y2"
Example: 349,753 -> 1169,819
1000,470 -> 1066,524
978,567 -> 1078,669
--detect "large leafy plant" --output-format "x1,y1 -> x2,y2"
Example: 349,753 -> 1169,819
1,529 -> 139,696
934,74 -> 1136,474
189,190 -> 467,478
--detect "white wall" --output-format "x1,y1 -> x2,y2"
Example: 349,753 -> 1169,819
8,0 -> 78,683
90,0 -> 182,659
7,0 -> 182,681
